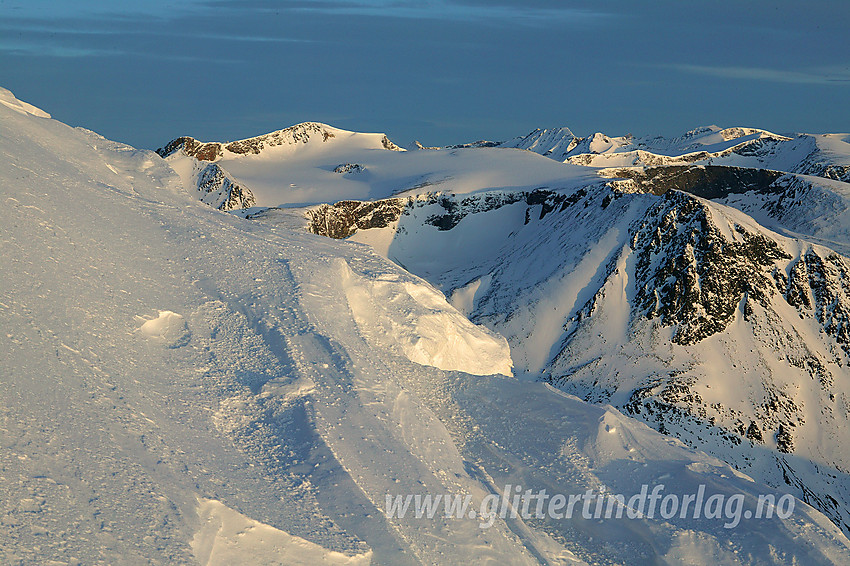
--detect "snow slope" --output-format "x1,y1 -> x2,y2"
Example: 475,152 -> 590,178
4,91 -> 850,564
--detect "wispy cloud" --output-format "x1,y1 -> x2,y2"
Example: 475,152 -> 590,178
9,0 -> 610,26
0,0 -> 208,21
0,40 -> 124,58
275,0 -> 611,26
0,38 -> 248,63
194,33 -> 313,44
0,23 -> 313,44
0,23 -> 313,60
665,64 -> 850,86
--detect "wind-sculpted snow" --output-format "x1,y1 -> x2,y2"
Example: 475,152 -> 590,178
5,88 -> 850,564
192,498 -> 373,566
335,258 -> 513,376
136,310 -> 192,348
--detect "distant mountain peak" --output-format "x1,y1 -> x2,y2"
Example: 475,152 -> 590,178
680,124 -> 723,138
157,121 -> 403,161
497,126 -> 579,160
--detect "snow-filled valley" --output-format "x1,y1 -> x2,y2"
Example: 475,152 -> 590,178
4,85 -> 850,564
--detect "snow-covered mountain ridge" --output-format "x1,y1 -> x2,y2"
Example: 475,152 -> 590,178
157,122 -> 404,162
11,89 -> 850,563
154,123 -> 403,211
491,124 -> 850,185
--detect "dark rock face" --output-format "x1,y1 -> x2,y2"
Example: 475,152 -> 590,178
790,249 -> 850,354
306,188 -> 596,239
445,140 -> 500,149
196,163 -> 255,211
534,185 -> 850,534
776,423 -> 795,454
796,161 -> 850,183
307,198 -> 408,239
609,165 -> 784,199
551,182 -> 850,360
424,193 -> 524,231
333,163 -> 365,175
380,135 -> 403,151
157,137 -> 223,161
631,190 -> 790,345
424,187 -> 591,231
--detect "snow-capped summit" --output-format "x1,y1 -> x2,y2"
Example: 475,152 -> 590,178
486,124 -> 793,168
157,123 -> 406,210
158,121 -> 403,162
448,124 -> 792,168
495,123 -> 849,175
497,126 -> 579,160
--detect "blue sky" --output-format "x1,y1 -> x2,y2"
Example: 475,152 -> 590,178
1,0 -> 848,149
